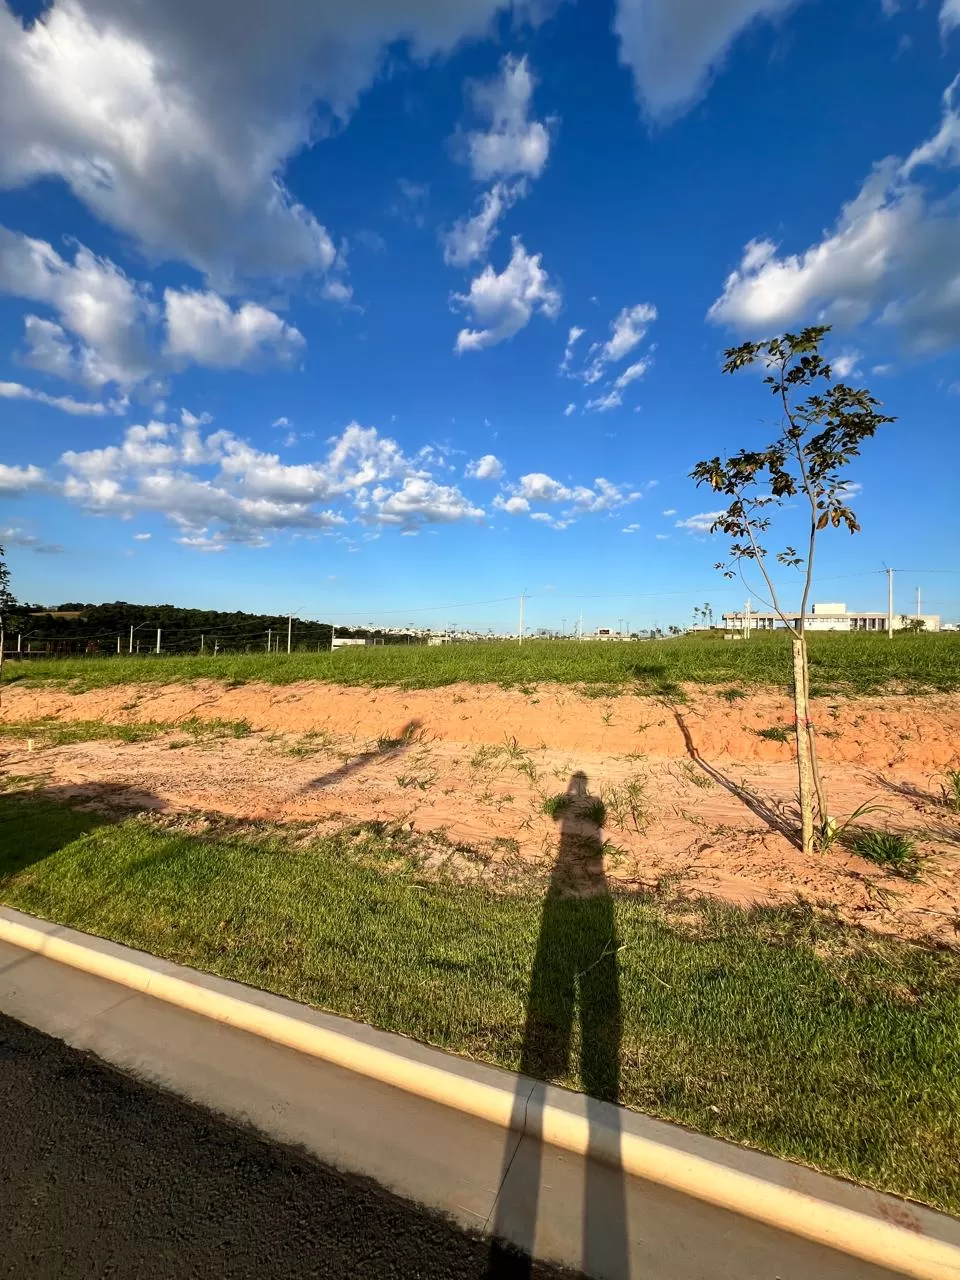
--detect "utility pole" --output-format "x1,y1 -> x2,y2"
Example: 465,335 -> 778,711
518,593 -> 525,646
155,628 -> 161,655
330,623 -> 336,652
887,567 -> 894,639
287,615 -> 292,655
17,634 -> 22,654
266,628 -> 272,653
129,624 -> 134,655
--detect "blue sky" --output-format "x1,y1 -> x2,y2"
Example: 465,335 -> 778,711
1,0 -> 958,632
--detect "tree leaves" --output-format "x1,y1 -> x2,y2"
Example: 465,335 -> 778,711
690,326 -> 895,601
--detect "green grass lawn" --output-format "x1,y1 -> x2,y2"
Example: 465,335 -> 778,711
1,790 -> 958,1213
5,632 -> 960,694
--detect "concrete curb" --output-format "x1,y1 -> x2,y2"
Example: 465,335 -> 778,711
2,906 -> 958,1280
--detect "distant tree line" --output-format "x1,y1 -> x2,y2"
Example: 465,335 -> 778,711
4,600 -> 422,657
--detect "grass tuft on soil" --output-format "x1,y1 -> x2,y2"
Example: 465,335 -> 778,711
1,790 -> 958,1213
5,632 -> 960,695
0,717 -> 251,748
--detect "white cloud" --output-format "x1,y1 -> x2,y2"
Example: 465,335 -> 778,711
943,0 -> 960,32
0,526 -> 64,554
454,238 -> 560,352
494,494 -> 531,514
529,512 -> 571,530
442,180 -> 524,267
563,303 -> 657,404
48,415 -> 487,545
622,523 -> 642,533
604,303 -> 658,362
830,350 -> 861,379
0,379 -> 124,416
613,0 -> 801,119
614,358 -> 651,388
370,477 -> 484,527
0,463 -> 49,495
272,416 -> 290,428
563,402 -> 576,416
675,510 -> 725,533
465,54 -> 551,181
0,225 -> 156,387
709,78 -> 960,352
662,507 -> 676,516
0,1 -> 524,286
502,472 -> 636,516
559,324 -> 585,374
585,389 -> 622,412
0,225 -> 305,388
655,533 -> 670,540
465,453 -> 504,480
163,290 -> 305,368
133,532 -> 152,540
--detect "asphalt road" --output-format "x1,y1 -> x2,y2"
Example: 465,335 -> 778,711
0,1012 -> 574,1280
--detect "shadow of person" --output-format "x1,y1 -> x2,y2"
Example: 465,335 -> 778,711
487,771 -> 629,1278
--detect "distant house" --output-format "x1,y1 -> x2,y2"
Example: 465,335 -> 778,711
722,602 -> 941,633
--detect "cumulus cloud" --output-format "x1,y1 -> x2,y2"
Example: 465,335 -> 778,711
164,290 -> 305,368
454,238 -> 560,352
464,54 -> 552,181
709,78 -> 960,353
495,472 -> 639,522
465,453 -> 504,480
675,510 -> 725,533
942,0 -> 960,34
0,463 -> 49,495
662,507 -> 676,515
444,55 -> 552,272
368,477 -> 484,526
563,401 -> 576,416
133,532 -> 152,540
0,225 -> 305,390
0,0 -> 524,286
613,0 -> 802,118
0,379 -> 125,416
0,225 -> 156,388
45,415 -> 489,544
493,494 -> 531,514
622,522 -> 642,533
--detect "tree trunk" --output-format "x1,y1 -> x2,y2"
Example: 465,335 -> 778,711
791,634 -> 816,855
799,641 -> 829,838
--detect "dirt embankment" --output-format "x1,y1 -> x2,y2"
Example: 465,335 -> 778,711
3,679 -> 959,946
5,678 -> 960,769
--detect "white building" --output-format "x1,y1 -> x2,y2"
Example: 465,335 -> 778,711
722,602 -> 941,633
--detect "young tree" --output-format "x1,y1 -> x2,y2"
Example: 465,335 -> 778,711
0,543 -> 17,687
691,326 -> 895,855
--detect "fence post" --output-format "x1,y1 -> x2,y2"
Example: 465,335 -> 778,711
155,628 -> 161,655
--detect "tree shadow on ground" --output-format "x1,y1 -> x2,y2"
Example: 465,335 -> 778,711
486,770 -> 629,1278
300,719 -> 424,793
0,783 -> 162,882
670,707 -> 802,848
